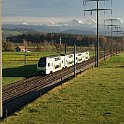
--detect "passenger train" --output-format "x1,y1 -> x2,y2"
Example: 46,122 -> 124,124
37,51 -> 90,75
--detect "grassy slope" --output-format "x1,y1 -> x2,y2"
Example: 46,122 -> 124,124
1,53 -> 124,124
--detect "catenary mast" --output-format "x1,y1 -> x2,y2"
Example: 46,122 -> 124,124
0,0 -> 3,117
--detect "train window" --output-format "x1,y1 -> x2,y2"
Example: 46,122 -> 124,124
55,64 -> 61,69
78,54 -> 82,56
38,57 -> 46,67
48,63 -> 50,66
55,57 -> 60,61
69,55 -> 73,58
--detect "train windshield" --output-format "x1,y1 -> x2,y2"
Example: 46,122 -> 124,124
38,57 -> 46,67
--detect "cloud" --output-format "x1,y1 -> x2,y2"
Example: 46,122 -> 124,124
2,16 -> 72,24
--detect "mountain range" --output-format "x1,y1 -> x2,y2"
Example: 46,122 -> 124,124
3,18 -> 114,36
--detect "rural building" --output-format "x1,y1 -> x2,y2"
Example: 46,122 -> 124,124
15,46 -> 27,52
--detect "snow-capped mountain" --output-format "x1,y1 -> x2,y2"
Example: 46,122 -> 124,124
50,19 -> 83,26
67,19 -> 83,26
22,22 -> 29,25
86,18 -> 96,26
50,18 -> 97,28
3,18 -> 107,35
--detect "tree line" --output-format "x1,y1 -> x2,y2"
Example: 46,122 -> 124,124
5,32 -> 105,46
3,32 -> 123,51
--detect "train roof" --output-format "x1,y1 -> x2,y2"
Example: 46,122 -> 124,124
39,54 -> 62,59
39,51 -> 89,59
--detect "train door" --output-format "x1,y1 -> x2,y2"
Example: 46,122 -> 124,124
46,57 -> 53,74
53,57 -> 62,72
61,56 -> 65,68
82,52 -> 86,61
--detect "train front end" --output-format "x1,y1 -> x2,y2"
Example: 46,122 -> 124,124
37,57 -> 47,75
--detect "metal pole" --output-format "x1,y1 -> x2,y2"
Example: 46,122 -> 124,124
74,44 -> 76,77
111,20 -> 113,56
121,33 -> 124,52
23,39 -> 27,78
116,43 -> 117,54
96,0 -> 99,67
83,0 -> 112,67
123,37 -> 124,51
0,0 -> 3,117
65,45 -> 66,54
120,33 -> 124,52
104,45 -> 106,60
94,40 -> 97,66
60,36 -> 61,45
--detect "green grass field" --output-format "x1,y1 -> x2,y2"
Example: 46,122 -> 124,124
1,52 -> 124,124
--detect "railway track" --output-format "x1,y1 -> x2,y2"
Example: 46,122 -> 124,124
2,52 -> 112,116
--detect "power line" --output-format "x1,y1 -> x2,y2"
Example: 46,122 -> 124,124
83,0 -> 112,67
104,18 -> 121,56
119,32 -> 124,51
113,26 -> 121,37
57,0 -> 83,17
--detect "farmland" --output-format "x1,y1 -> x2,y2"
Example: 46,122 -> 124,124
1,52 -> 124,124
2,50 -> 95,85
2,51 -> 59,85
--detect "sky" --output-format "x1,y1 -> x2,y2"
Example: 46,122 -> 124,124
2,0 -> 124,25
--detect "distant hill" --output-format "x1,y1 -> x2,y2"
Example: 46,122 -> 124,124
3,18 -> 123,36
61,29 -> 95,35
3,29 -> 22,37
2,24 -> 96,35
2,27 -> 36,37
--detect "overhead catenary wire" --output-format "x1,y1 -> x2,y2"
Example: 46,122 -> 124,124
104,18 -> 121,56
83,0 -> 112,67
59,0 -> 82,14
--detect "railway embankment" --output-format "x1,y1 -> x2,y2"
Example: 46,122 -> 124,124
1,52 -> 124,123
